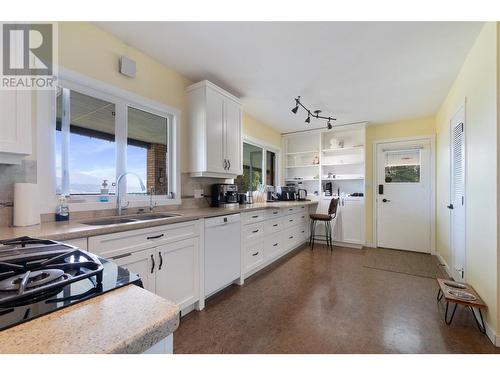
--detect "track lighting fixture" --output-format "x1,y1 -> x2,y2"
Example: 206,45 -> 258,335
290,96 -> 337,129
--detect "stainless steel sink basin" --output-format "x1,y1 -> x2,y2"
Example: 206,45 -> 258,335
80,213 -> 181,226
81,217 -> 138,226
129,213 -> 181,221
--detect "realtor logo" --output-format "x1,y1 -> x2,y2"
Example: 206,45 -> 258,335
1,22 -> 57,90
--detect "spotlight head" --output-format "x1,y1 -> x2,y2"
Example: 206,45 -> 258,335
291,105 -> 299,114
327,121 -> 333,130
305,115 -> 311,124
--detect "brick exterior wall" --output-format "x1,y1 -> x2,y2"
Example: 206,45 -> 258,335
147,143 -> 168,195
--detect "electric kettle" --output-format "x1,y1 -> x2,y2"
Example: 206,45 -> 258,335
298,189 -> 307,201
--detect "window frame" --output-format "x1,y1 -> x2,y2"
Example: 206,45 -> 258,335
37,67 -> 181,214
240,136 -> 281,191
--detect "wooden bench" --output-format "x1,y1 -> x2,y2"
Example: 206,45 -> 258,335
436,278 -> 487,334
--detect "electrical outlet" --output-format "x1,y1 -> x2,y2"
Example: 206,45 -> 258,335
194,189 -> 204,199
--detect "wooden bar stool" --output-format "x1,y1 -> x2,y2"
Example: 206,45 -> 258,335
309,197 -> 339,251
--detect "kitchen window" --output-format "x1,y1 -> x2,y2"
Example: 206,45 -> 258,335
236,140 -> 279,193
53,76 -> 179,204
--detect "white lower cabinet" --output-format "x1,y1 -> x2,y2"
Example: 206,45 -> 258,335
340,198 -> 364,244
89,220 -> 201,311
242,205 -> 310,278
111,248 -> 156,293
155,238 -> 199,310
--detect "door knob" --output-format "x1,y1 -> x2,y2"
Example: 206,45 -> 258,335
382,198 -> 390,203
447,204 -> 454,209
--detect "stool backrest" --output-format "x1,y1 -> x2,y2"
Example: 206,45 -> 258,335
328,197 -> 339,218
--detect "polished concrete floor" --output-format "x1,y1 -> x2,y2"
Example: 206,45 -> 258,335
174,245 -> 500,353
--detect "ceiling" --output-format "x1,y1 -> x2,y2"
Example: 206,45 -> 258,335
96,22 -> 483,133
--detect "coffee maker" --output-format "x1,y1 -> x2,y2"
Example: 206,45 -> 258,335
211,184 -> 239,207
276,186 -> 297,201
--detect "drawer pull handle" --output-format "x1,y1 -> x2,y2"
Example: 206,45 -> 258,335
252,252 -> 259,256
252,229 -> 259,233
273,211 -> 278,214
252,215 -> 259,218
110,252 -> 132,260
289,236 -> 294,239
273,243 -> 278,247
273,224 -> 278,227
147,234 -> 164,240
289,219 -> 294,222
150,254 -> 155,274
288,208 -> 293,211
158,251 -> 163,270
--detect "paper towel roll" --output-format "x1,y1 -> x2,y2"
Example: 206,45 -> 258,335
14,183 -> 40,227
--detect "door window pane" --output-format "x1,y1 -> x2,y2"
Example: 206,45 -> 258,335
384,149 -> 420,183
266,150 -> 276,186
127,107 -> 169,195
236,142 -> 263,192
56,88 -> 116,195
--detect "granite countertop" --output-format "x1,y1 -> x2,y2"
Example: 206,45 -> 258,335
0,200 -> 318,242
0,285 -> 179,354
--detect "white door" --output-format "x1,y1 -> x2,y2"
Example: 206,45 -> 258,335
224,98 -> 242,175
205,87 -> 225,173
449,106 -> 466,281
112,248 -> 156,293
155,238 -> 199,310
376,139 -> 432,252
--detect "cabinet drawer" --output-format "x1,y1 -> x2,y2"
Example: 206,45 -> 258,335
264,208 -> 282,219
244,241 -> 265,273
88,220 -> 200,257
283,227 -> 301,250
284,212 -> 305,226
283,205 -> 305,215
242,210 -> 266,224
265,217 -> 282,235
243,222 -> 265,241
264,236 -> 282,261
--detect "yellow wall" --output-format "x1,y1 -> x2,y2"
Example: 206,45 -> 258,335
58,22 -> 280,173
365,117 -> 436,245
242,113 -> 282,148
436,22 -> 498,332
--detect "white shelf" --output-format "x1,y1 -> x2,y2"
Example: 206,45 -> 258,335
285,150 -> 319,156
322,146 -> 364,153
322,162 -> 364,167
322,176 -> 364,181
286,164 -> 320,168
285,178 -> 321,182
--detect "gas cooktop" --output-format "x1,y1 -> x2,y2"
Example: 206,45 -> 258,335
0,236 -> 142,331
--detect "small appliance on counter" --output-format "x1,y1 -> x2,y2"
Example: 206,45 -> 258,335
211,184 -> 239,207
297,189 -> 308,201
265,186 -> 279,202
276,186 -> 297,201
0,236 -> 142,331
324,182 -> 333,196
238,193 -> 247,205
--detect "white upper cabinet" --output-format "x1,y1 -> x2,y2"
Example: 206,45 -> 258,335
187,80 -> 242,178
0,90 -> 32,164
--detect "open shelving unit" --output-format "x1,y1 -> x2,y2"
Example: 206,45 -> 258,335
282,124 -> 366,197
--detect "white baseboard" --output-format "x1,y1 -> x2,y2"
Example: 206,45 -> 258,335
436,253 -> 452,278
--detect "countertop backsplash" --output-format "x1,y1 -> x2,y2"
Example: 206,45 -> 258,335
0,160 -> 37,227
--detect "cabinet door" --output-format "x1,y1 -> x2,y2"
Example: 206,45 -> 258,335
340,199 -> 364,244
155,238 -> 199,310
0,90 -> 32,157
111,248 -> 156,293
205,87 -> 226,173
224,98 -> 242,175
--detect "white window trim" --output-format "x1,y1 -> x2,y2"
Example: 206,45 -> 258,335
37,67 -> 181,214
242,135 -> 281,188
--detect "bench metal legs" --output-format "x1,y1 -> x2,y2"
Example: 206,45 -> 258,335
437,288 -> 486,334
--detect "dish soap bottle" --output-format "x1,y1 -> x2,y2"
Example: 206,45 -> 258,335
55,196 -> 70,222
100,179 -> 109,202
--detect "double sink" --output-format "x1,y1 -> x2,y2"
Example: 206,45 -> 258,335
80,213 -> 182,226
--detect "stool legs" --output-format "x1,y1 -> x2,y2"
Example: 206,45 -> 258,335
309,219 -> 317,250
309,220 -> 333,251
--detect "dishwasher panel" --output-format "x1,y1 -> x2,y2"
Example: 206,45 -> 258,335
204,214 -> 241,296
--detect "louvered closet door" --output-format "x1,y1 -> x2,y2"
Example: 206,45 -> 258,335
450,107 -> 466,282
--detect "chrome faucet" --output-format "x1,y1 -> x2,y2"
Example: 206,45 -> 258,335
116,172 -> 146,216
